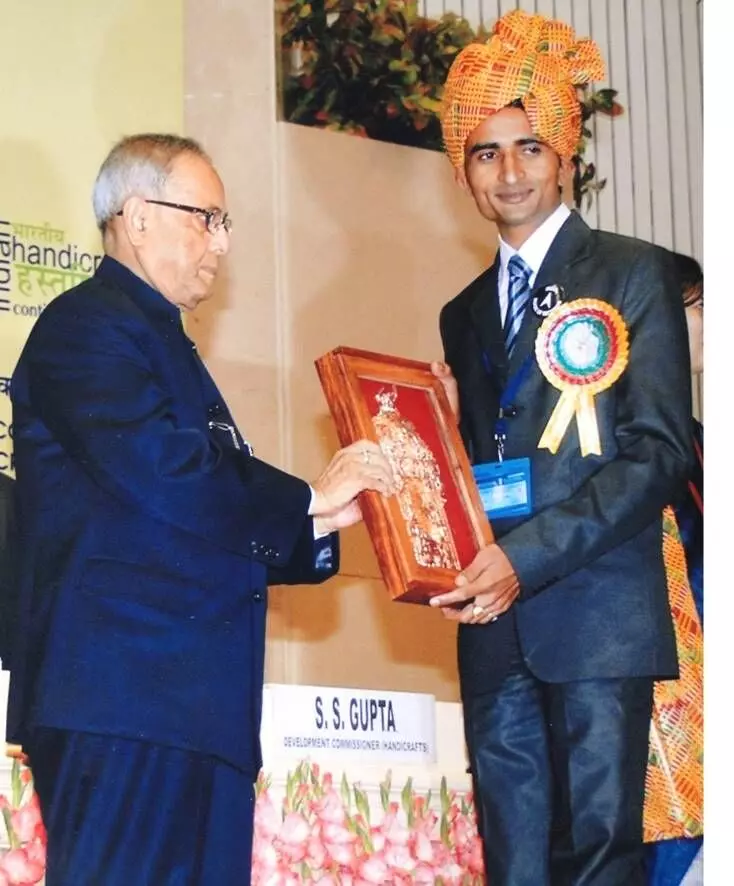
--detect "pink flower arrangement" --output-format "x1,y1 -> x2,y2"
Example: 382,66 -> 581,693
252,761 -> 485,885
0,755 -> 486,884
0,759 -> 46,886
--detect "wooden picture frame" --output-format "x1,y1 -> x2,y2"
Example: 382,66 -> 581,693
315,347 -> 494,604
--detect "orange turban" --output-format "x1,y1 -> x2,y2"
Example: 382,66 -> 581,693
440,9 -> 606,167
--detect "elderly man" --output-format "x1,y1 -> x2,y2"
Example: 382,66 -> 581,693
8,133 -> 394,886
429,11 -> 692,885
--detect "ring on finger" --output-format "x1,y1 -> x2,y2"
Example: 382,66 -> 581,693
471,604 -> 486,618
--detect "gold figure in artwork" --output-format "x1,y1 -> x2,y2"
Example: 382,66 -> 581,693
371,388 -> 460,570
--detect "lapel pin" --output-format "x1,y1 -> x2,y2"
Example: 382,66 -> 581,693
532,284 -> 565,317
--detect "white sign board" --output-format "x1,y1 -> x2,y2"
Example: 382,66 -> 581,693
262,683 -> 436,765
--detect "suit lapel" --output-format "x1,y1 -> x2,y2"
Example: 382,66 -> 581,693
468,258 -> 508,384
507,211 -> 594,373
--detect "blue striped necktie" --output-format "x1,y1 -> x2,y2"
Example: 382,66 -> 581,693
504,254 -> 533,357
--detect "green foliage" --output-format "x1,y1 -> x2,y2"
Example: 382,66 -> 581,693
401,774 -> 415,826
1,806 -> 18,850
354,783 -> 371,824
277,0 -> 623,210
340,770 -> 352,811
1,759 -> 36,851
278,1 -> 478,148
573,86 -> 624,211
379,769 -> 392,811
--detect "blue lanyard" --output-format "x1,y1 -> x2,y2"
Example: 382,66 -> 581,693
483,352 -> 534,461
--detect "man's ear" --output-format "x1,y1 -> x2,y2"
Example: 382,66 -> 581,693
120,197 -> 149,245
558,156 -> 574,193
454,164 -> 470,194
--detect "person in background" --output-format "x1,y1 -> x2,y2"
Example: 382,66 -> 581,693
672,252 -> 702,622
428,10 -> 692,885
7,133 -> 394,886
645,252 -> 703,886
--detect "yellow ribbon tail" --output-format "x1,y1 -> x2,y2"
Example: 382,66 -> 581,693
576,388 -> 601,456
538,388 -> 601,456
538,390 -> 578,454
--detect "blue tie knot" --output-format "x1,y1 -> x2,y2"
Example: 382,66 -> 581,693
508,254 -> 532,285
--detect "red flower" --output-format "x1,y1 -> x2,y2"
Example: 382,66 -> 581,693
10,797 -> 45,845
0,847 -> 45,886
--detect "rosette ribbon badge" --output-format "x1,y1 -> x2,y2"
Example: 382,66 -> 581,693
535,299 -> 629,456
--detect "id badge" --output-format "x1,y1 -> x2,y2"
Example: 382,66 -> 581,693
472,458 -> 532,519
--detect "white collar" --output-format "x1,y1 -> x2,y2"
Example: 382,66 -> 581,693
498,203 -> 572,282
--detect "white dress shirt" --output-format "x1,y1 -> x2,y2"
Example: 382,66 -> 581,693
497,202 -> 571,325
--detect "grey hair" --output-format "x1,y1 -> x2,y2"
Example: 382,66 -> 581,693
92,133 -> 211,231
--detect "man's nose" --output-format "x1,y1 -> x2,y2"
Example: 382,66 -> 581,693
210,226 -> 231,255
500,152 -> 523,184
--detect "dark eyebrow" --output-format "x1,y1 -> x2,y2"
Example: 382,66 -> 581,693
468,137 -> 543,156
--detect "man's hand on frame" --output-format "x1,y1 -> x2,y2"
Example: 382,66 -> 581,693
311,440 -> 395,534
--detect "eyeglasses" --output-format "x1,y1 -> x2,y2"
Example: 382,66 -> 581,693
116,199 -> 232,235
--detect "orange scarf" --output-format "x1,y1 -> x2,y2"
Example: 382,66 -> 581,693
644,507 -> 704,841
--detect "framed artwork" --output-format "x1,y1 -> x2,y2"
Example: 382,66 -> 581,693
315,346 -> 493,604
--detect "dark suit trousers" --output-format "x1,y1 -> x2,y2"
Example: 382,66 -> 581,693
463,656 -> 654,886
27,728 -> 256,886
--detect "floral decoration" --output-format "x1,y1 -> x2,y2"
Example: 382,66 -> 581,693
277,0 -> 623,210
573,86 -> 624,211
0,759 -> 46,886
252,760 -> 485,884
1,756 -> 483,884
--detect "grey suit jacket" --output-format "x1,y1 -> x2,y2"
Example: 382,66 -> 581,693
440,212 -> 691,693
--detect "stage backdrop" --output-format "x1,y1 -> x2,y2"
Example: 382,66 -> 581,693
0,0 -> 184,480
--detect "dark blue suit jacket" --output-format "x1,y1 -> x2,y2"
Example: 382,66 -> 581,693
7,257 -> 338,775
440,213 -> 692,695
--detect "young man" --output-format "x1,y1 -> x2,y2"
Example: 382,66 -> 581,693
429,12 -> 692,885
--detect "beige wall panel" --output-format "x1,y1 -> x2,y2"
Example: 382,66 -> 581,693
184,1 -> 284,462
269,575 -> 462,701
275,123 -> 492,697
184,0 -> 294,680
